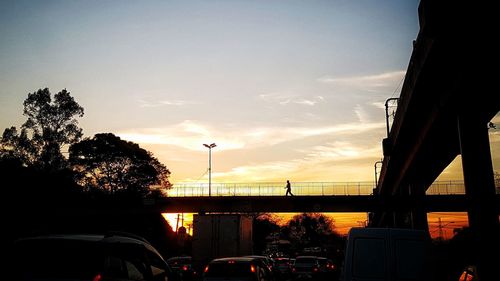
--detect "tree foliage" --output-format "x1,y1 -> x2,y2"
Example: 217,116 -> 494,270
0,126 -> 38,165
69,133 -> 171,198
283,213 -> 339,248
0,88 -> 84,169
253,214 -> 281,254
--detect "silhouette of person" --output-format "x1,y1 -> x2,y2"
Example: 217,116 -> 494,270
285,180 -> 294,196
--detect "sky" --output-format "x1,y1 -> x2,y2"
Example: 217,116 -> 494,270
0,0 -> 425,183
2,0 -> 496,237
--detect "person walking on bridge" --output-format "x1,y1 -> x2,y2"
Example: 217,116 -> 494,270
285,180 -> 294,196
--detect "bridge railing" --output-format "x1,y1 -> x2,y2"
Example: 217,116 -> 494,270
425,180 -> 466,195
167,181 -> 467,197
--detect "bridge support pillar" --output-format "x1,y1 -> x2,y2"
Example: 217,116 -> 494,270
409,183 -> 428,231
458,114 -> 500,280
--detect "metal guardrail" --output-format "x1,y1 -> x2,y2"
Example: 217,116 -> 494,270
167,181 -> 470,197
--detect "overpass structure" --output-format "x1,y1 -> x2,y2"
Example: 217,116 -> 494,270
372,1 -> 499,278
153,194 -> 500,214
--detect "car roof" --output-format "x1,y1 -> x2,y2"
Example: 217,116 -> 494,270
211,257 -> 256,263
16,233 -> 150,247
168,256 -> 192,261
295,256 -> 318,259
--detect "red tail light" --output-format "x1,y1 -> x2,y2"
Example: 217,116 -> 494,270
182,265 -> 189,271
204,266 -> 209,273
250,264 -> 256,273
313,266 -> 318,272
93,273 -> 102,281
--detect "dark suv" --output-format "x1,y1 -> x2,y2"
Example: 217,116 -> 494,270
11,232 -> 177,281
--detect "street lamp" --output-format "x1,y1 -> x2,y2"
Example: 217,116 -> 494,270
203,143 -> 216,196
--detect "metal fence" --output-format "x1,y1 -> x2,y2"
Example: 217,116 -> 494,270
167,180 -> 468,197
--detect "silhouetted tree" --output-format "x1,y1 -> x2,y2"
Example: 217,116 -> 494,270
253,214 -> 280,254
69,133 -> 171,198
0,88 -> 84,170
282,213 -> 342,256
0,127 -> 37,165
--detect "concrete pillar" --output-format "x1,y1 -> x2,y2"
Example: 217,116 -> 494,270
458,114 -> 499,280
409,183 -> 429,231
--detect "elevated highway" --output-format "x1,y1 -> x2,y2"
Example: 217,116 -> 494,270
373,1 -> 499,278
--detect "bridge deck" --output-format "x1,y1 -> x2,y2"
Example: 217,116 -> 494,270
155,194 -> 500,213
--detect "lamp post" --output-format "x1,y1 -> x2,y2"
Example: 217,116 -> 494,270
203,143 -> 216,196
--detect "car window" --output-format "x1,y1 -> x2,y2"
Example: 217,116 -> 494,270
295,258 -> 317,265
394,239 -> 425,279
352,238 -> 387,278
147,249 -> 170,280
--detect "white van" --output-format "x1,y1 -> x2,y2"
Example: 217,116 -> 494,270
342,228 -> 433,281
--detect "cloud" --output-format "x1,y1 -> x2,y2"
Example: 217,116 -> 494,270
138,99 -> 197,108
354,104 -> 370,123
258,93 -> 325,106
116,120 -> 385,152
317,70 -> 406,94
210,141 -> 382,182
303,141 -> 380,161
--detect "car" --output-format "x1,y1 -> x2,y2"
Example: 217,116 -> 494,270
10,232 -> 178,281
243,255 -> 277,278
167,256 -> 198,281
203,257 -> 273,281
291,256 -> 320,280
272,257 -> 293,280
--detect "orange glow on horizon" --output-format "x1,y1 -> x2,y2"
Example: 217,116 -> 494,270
162,213 -> 193,235
427,212 -> 468,240
162,212 -> 470,240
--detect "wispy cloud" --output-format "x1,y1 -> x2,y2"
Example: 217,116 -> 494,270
138,99 -> 197,108
258,93 -> 325,106
211,142 -> 382,182
317,70 -> 406,94
117,120 -> 385,152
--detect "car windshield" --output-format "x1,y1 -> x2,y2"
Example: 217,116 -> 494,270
13,239 -> 102,280
295,258 -> 317,265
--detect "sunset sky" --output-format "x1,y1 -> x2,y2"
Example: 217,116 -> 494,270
1,1 -> 498,235
1,0 -> 425,183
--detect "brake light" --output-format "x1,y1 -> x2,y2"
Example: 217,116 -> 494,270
204,266 -> 209,273
93,273 -> 102,281
182,265 -> 189,271
250,265 -> 256,273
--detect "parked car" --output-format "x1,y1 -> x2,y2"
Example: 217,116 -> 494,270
203,257 -> 273,281
167,256 -> 198,281
11,232 -> 178,281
